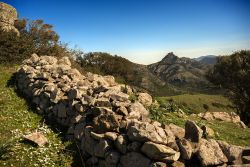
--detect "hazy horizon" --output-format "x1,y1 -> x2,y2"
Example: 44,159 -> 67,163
3,0 -> 250,64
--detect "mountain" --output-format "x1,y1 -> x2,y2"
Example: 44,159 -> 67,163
76,52 -> 180,95
148,52 -> 213,92
76,52 -> 217,95
194,55 -> 217,65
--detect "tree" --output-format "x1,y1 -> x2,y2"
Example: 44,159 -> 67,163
0,19 -> 68,64
207,50 -> 250,124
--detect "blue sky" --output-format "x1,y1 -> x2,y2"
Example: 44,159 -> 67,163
3,0 -> 250,64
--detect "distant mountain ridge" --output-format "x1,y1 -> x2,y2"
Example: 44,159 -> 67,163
194,55 -> 217,65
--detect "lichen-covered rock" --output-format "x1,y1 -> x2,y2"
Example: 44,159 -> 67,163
119,152 -> 152,167
217,140 -> 243,163
92,107 -> 121,133
141,141 -> 180,162
0,2 -> 19,35
169,123 -> 185,139
138,92 -> 153,107
197,139 -> 228,166
177,138 -> 192,160
127,121 -> 174,145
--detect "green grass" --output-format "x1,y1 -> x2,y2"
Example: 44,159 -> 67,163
156,93 -> 235,114
0,65 -> 80,167
149,107 -> 250,147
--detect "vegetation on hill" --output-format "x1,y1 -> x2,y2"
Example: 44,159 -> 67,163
207,50 -> 250,124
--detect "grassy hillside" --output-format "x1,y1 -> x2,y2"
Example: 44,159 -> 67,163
151,93 -> 250,146
156,94 -> 235,114
0,65 -> 81,167
149,107 -> 250,146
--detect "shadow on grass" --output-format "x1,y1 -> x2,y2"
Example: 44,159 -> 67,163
0,143 -> 12,161
6,72 -> 84,167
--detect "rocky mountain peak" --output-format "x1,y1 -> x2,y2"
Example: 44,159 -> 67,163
161,52 -> 178,64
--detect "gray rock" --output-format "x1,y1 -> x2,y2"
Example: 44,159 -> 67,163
138,92 -> 153,107
127,102 -> 149,119
105,151 -> 120,165
58,56 -> 71,66
94,97 -> 111,107
92,107 -> 121,133
150,162 -> 167,167
116,106 -> 128,116
141,141 -> 180,162
177,138 -> 192,160
104,132 -> 118,141
168,123 -> 185,139
127,121 -> 174,145
74,122 -> 85,140
217,140 -> 243,162
184,120 -> 202,143
94,139 -> 111,158
197,139 -> 228,166
23,132 -> 48,147
127,141 -> 142,152
115,135 -> 128,154
119,152 -> 152,167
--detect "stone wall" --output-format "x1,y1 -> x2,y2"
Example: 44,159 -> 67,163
0,2 -> 19,35
16,54 -> 249,167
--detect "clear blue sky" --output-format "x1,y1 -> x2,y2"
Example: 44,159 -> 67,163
3,0 -> 250,64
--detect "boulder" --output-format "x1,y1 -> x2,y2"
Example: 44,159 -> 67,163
58,56 -> 71,66
105,151 -> 120,166
168,124 -> 185,139
150,162 -> 167,167
201,125 -> 215,138
127,121 -> 174,145
127,141 -> 142,152
119,152 -> 152,167
23,132 -> 48,147
141,141 -> 180,162
92,107 -> 121,133
104,132 -> 118,141
217,140 -> 243,162
197,139 -> 228,166
115,135 -> 128,154
0,2 -> 19,35
138,92 -> 153,107
94,139 -> 111,158
184,120 -> 203,143
177,138 -> 193,160
127,102 -> 149,120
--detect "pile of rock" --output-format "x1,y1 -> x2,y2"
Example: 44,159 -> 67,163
16,54 -> 249,167
0,2 -> 19,35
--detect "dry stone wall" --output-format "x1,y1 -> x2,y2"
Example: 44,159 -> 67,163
0,2 -> 19,35
16,54 -> 249,167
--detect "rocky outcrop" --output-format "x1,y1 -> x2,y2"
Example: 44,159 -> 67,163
0,2 -> 19,35
16,54 -> 249,167
198,112 -> 247,128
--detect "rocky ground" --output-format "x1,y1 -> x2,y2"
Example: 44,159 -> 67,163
12,54 -> 250,167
